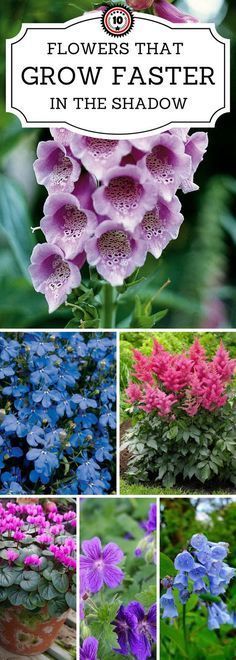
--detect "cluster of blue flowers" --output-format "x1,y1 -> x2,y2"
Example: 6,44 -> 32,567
161,533 -> 235,630
0,332 -> 116,495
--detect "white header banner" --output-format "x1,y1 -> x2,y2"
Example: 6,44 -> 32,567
6,9 -> 230,139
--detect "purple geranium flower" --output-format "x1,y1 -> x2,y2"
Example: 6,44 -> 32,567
92,164 -> 157,230
113,605 -> 140,656
80,536 -> 124,592
33,140 -> 81,194
154,0 -> 198,23
140,194 -> 183,258
40,193 -> 98,260
80,636 -> 99,660
114,602 -> 156,660
70,135 -> 131,180
139,133 -> 191,201
29,243 -> 84,312
85,220 -> 147,286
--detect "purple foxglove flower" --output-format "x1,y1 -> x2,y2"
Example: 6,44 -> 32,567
80,636 -> 98,660
80,536 -> 124,593
180,132 -> 208,193
154,0 -> 198,23
85,220 -> 147,286
50,128 -> 73,146
40,193 -> 98,260
139,133 -> 191,201
73,172 -> 97,211
174,550 -> 195,572
160,588 -> 178,619
29,243 -> 84,312
70,135 -> 131,180
92,164 -> 158,230
140,194 -> 183,258
33,140 -> 81,194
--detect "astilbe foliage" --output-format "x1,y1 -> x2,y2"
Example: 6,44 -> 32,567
123,339 -> 236,488
0,332 -> 116,495
30,128 -> 207,312
80,503 -> 157,660
0,500 -> 76,618
161,534 -> 236,631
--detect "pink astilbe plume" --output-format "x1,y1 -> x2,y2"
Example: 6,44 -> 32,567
126,339 -> 235,418
132,349 -> 154,385
141,385 -> 177,416
212,341 -> 236,382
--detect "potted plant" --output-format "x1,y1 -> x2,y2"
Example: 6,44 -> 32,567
0,499 -> 76,656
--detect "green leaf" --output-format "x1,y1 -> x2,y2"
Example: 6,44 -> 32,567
23,592 -> 46,610
147,439 -> 158,450
160,553 -> 176,579
48,597 -> 68,618
51,570 -> 69,594
0,588 -> 7,602
160,621 -> 187,657
38,579 -> 59,600
0,174 -> 35,278
65,590 -> 76,610
0,568 -> 16,587
20,571 -> 40,592
135,584 -> 156,608
8,587 -> 24,607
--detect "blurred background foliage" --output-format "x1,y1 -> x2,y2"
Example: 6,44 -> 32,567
161,497 -> 236,658
0,0 -> 236,328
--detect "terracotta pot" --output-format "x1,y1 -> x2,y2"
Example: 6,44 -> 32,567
0,605 -> 68,656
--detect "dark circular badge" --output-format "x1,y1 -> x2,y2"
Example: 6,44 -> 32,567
102,5 -> 134,37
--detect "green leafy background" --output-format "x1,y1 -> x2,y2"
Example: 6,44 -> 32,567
0,1 -> 236,327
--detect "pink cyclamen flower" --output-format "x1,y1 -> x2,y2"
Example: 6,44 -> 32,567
85,220 -> 147,286
70,135 -> 131,181
29,243 -> 84,312
40,193 -> 98,260
92,164 -> 158,230
80,536 -> 124,593
140,194 -> 184,258
139,133 -> 191,201
154,0 -> 198,23
33,141 -> 81,194
24,554 -> 42,566
13,530 -> 26,541
180,132 -> 208,193
6,549 -> 19,562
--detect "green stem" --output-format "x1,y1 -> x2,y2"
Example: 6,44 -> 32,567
100,283 -> 117,328
183,604 -> 188,653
